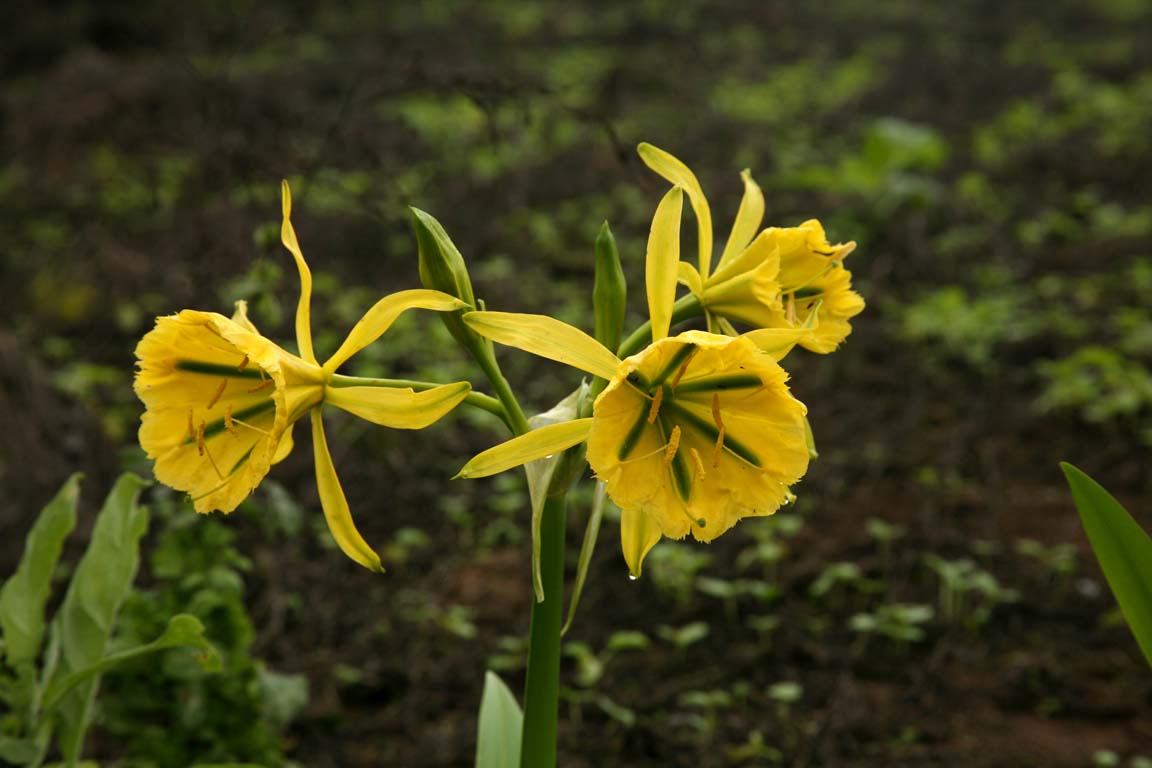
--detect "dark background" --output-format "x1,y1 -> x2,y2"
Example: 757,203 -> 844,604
2,1 -> 1150,765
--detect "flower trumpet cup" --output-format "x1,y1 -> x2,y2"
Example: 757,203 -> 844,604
135,181 -> 470,572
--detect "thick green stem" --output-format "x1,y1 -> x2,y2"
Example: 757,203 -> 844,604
519,493 -> 567,768
616,293 -> 703,358
327,373 -> 507,422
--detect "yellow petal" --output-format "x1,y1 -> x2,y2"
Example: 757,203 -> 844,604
457,418 -> 594,479
717,169 -> 765,271
324,289 -> 466,373
281,181 -> 316,365
309,410 -> 383,572
463,312 -> 620,380
677,261 -> 704,299
326,381 -> 471,429
272,426 -> 294,464
740,327 -> 811,361
620,504 -> 662,578
646,185 -> 684,343
638,143 -> 713,279
230,300 -> 260,334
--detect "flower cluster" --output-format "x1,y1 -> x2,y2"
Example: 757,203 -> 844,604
458,144 -> 864,575
135,146 -> 863,578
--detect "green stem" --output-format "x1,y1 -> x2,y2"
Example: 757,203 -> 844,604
328,373 -> 506,421
474,345 -> 532,435
616,293 -> 703,358
520,492 -> 567,768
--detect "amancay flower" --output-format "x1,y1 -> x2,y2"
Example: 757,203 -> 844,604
759,219 -> 864,353
135,182 -> 469,572
455,182 -> 811,575
638,144 -> 863,350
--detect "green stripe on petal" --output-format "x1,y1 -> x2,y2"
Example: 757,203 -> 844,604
660,400 -> 762,468
324,289 -> 466,373
326,381 -> 471,429
457,418 -> 594,479
646,186 -> 683,343
638,143 -> 713,279
717,169 -> 765,271
174,361 -> 263,379
310,409 -> 383,573
463,312 -> 621,380
674,373 -> 763,394
281,181 -> 316,365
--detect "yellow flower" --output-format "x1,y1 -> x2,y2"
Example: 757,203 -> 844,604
134,181 -> 470,572
760,220 -> 864,353
456,184 -> 811,576
638,144 -> 863,350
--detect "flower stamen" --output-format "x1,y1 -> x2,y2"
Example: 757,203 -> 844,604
646,387 -> 664,424
230,417 -> 272,437
186,410 -> 196,441
690,447 -> 706,481
207,379 -> 228,410
237,354 -> 250,372
224,405 -> 237,435
663,425 -> 682,466
247,378 -> 274,394
668,349 -> 697,391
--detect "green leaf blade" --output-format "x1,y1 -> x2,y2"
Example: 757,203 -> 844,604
1061,462 -> 1152,666
0,474 -> 81,668
474,671 -> 522,768
49,472 -> 151,762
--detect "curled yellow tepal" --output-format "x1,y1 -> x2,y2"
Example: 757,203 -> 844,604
134,181 -> 471,572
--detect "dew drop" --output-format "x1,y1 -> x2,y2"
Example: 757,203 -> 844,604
628,574 -> 638,581
544,454 -> 554,460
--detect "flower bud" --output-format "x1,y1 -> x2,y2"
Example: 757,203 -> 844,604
410,207 -> 477,345
593,221 -> 627,353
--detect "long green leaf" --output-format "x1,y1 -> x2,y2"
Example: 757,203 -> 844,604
474,671 -> 522,768
41,614 -> 219,712
47,473 -> 151,764
0,474 -> 81,668
1061,462 -> 1152,666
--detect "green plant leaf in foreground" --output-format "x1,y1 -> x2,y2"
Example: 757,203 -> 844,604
475,671 -> 522,768
41,614 -> 220,712
47,472 -> 151,763
1061,462 -> 1152,666
0,474 -> 81,668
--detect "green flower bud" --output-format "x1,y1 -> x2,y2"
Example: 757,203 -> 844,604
593,221 -> 627,353
410,207 -> 476,305
410,207 -> 477,346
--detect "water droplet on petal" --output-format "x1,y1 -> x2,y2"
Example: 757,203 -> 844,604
628,574 -> 638,581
